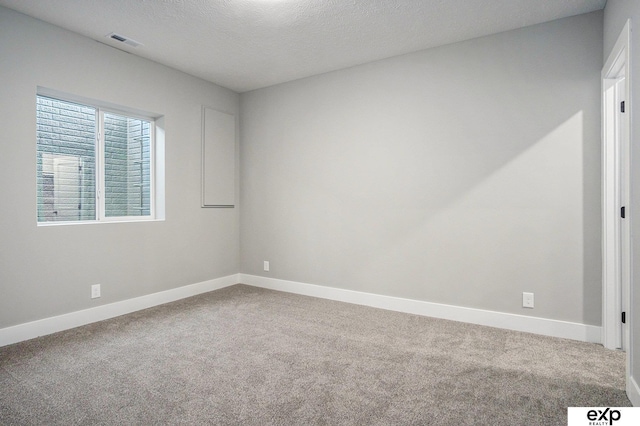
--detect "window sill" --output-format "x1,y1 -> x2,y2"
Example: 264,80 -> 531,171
37,218 -> 165,227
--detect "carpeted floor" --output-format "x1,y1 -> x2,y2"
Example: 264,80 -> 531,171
0,284 -> 631,425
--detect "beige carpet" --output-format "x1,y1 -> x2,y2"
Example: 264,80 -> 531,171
0,284 -> 630,425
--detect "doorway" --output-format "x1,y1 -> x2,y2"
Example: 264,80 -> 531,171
602,18 -> 631,384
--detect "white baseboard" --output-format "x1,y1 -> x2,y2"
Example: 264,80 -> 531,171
629,376 -> 640,407
239,274 -> 602,344
1,273 -> 602,348
0,274 -> 239,348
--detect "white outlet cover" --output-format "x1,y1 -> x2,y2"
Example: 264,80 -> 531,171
91,284 -> 101,299
522,292 -> 534,308
263,261 -> 270,272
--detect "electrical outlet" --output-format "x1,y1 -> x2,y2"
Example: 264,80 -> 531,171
91,284 -> 101,299
522,292 -> 534,308
264,261 -> 270,272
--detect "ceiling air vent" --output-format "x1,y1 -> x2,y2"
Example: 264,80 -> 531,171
106,32 -> 143,48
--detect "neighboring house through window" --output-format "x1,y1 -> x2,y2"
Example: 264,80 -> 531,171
36,93 -> 159,223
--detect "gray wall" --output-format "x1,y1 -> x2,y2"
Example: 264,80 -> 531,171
603,0 -> 640,399
0,5 -> 608,337
0,6 -> 239,329
240,11 -> 603,325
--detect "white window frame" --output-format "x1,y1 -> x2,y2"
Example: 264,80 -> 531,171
96,107 -> 156,222
37,89 -> 159,225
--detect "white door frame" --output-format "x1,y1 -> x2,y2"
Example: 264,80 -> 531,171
602,17 -> 631,367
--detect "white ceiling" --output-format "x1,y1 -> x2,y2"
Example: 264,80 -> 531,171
0,0 -> 606,93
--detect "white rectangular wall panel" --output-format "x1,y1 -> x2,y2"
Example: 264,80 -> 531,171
202,107 -> 235,207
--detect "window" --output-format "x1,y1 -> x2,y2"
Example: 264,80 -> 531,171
36,94 -> 156,223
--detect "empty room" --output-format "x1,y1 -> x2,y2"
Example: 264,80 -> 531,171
1,0 -> 639,424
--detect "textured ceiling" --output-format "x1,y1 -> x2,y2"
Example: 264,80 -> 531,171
0,0 -> 606,92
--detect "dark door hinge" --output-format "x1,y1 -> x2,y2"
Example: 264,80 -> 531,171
621,206 -> 626,218
622,311 -> 626,324
621,101 -> 626,113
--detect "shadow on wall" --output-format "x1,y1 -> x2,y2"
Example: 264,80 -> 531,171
241,13 -> 602,322
253,105 -> 596,323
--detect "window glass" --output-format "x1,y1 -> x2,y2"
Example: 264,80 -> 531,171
36,96 -> 96,222
104,113 -> 151,217
36,94 -> 155,223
